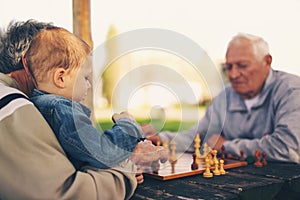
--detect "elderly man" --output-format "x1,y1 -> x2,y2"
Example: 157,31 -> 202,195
0,20 -> 167,199
146,33 -> 300,164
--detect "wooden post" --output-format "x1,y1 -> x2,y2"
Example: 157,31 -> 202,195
73,0 -> 93,49
72,0 -> 95,123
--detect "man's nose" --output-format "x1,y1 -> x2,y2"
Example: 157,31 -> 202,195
228,65 -> 241,79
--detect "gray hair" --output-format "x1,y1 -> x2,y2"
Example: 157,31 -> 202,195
227,33 -> 270,61
0,19 -> 54,74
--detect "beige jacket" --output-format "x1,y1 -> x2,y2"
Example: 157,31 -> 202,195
0,73 -> 137,200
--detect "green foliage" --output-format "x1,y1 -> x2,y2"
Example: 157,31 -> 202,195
101,25 -> 119,105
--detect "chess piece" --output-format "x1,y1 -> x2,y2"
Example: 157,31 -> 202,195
169,141 -> 177,173
194,134 -> 201,164
254,149 -> 263,167
162,141 -> 169,167
156,140 -> 161,147
213,159 -> 221,176
221,145 -> 225,160
240,150 -> 245,161
219,159 -> 226,175
170,160 -> 176,174
170,141 -> 177,162
212,150 -> 218,164
207,151 -> 213,166
262,152 -> 268,166
191,153 -> 199,170
203,157 -> 213,178
163,141 -> 169,155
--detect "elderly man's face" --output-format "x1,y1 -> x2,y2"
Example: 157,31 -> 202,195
225,40 -> 271,99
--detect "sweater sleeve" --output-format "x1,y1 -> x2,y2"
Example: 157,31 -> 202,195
224,87 -> 300,164
0,103 -> 137,199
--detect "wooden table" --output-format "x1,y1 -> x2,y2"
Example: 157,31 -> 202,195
131,161 -> 300,200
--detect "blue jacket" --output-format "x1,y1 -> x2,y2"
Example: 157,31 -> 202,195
31,89 -> 144,169
160,70 -> 300,164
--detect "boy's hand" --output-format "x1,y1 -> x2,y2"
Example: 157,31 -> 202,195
112,111 -> 134,122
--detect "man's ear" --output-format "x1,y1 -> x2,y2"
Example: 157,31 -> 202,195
265,54 -> 272,66
53,68 -> 67,88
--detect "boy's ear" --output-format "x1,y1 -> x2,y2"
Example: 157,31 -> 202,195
53,68 -> 67,88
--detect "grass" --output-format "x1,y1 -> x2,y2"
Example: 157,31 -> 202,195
96,118 -> 196,132
95,104 -> 206,132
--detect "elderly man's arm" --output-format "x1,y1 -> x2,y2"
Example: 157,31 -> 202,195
0,96 -> 137,200
222,88 -> 300,164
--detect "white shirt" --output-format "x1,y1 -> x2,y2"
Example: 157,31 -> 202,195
244,95 -> 259,112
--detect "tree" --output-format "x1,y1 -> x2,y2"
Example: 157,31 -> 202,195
102,25 -> 119,106
73,0 -> 93,49
72,0 -> 94,122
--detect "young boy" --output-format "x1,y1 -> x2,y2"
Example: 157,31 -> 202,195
25,27 -> 145,170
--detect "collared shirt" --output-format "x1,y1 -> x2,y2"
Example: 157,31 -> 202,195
31,89 -> 144,169
160,69 -> 300,164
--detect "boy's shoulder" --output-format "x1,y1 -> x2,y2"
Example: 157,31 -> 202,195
30,89 -> 73,109
30,89 -> 90,115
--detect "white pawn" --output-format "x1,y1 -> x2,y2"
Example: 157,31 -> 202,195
220,159 -> 226,175
203,157 -> 213,178
213,159 -> 221,176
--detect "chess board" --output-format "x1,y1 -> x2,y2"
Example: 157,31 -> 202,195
144,152 -> 248,180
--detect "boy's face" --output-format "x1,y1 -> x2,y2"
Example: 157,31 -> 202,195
65,58 -> 92,102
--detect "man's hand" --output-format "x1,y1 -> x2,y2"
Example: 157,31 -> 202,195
112,111 -> 134,122
141,124 -> 161,145
130,140 -> 168,173
207,134 -> 227,151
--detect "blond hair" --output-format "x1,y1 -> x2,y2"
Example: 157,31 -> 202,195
24,27 -> 91,82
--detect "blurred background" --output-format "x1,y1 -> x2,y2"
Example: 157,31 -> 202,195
2,0 -> 300,131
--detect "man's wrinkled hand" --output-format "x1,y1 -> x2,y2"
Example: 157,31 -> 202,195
141,124 -> 161,145
130,140 -> 168,172
207,134 -> 227,151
